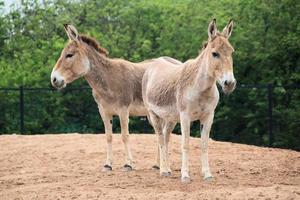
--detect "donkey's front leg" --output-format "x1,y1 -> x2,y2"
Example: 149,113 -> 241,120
200,113 -> 214,181
99,109 -> 113,172
119,109 -> 134,171
180,112 -> 191,182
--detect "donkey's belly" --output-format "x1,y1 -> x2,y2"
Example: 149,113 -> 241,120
129,101 -> 148,116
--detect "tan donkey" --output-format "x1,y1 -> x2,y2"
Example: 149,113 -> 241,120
51,24 -> 181,171
142,19 -> 236,182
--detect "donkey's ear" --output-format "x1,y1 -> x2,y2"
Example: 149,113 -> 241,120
63,24 -> 79,42
208,19 -> 217,40
222,19 -> 234,38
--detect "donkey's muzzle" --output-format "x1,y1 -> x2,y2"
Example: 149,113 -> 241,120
51,76 -> 65,89
51,70 -> 66,89
222,80 -> 236,94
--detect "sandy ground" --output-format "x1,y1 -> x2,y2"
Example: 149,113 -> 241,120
0,134 -> 299,200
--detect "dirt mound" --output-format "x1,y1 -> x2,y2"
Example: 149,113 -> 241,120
0,134 -> 299,200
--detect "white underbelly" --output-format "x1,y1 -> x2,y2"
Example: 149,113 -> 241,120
129,102 -> 148,116
97,100 -> 147,116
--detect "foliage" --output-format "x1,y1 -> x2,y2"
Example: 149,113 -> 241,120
0,0 -> 299,150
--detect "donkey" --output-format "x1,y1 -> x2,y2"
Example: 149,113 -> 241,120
142,19 -> 236,182
50,24 -> 182,171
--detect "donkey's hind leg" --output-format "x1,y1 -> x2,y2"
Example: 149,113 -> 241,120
163,121 -> 176,174
152,144 -> 160,170
147,114 -> 160,170
99,109 -> 113,172
119,109 -> 134,171
148,111 -> 169,176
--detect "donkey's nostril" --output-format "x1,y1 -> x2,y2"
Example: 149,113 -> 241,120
224,80 -> 229,86
53,77 -> 57,83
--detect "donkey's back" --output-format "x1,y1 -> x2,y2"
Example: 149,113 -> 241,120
92,57 -> 182,116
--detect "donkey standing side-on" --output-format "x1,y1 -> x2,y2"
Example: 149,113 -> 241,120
51,24 -> 182,171
142,19 -> 236,182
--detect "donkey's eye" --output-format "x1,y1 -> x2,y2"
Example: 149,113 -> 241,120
66,53 -> 74,58
212,52 -> 220,58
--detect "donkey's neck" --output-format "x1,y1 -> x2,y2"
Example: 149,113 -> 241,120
84,50 -> 112,92
188,50 -> 216,93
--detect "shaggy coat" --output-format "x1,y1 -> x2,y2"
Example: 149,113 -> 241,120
142,19 -> 236,182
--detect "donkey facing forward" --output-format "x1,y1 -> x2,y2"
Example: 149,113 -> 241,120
51,24 -> 181,171
142,19 -> 236,182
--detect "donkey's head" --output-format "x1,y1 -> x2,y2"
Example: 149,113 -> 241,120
205,19 -> 236,94
51,24 -> 109,89
51,24 -> 91,89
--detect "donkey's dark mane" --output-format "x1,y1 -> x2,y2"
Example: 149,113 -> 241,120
80,34 -> 109,57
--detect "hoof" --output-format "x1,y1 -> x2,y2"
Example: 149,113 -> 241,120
160,171 -> 171,177
122,164 -> 133,172
181,176 -> 191,183
102,164 -> 112,172
203,176 -> 213,182
152,165 -> 160,170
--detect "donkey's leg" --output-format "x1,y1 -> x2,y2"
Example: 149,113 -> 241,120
99,109 -> 113,171
147,114 -> 160,170
153,144 -> 160,170
148,111 -> 169,176
119,109 -> 134,171
180,112 -> 191,182
200,113 -> 214,181
163,121 -> 176,174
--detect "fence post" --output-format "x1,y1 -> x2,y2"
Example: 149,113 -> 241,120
267,84 -> 274,146
142,117 -> 147,133
19,86 -> 24,134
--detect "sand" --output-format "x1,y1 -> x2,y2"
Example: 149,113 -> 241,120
0,133 -> 299,200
